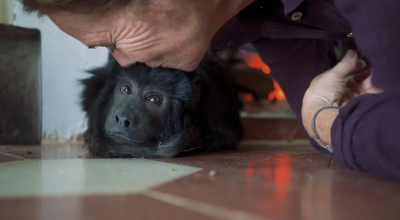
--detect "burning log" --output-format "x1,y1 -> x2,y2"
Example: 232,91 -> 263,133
211,46 -> 294,114
230,64 -> 275,99
241,52 -> 286,100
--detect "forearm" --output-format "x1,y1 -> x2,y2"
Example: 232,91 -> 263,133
331,94 -> 400,181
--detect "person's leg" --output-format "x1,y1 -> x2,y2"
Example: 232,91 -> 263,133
252,38 -> 337,152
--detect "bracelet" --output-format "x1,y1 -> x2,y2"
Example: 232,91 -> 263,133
311,106 -> 340,154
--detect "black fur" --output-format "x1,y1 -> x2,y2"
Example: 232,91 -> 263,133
80,56 -> 243,158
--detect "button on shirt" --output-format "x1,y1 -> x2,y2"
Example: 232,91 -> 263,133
291,11 -> 302,21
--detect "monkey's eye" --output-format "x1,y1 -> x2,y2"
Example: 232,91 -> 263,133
146,95 -> 162,104
120,85 -> 132,94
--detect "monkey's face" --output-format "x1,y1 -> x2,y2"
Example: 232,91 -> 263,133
105,79 -> 171,145
85,63 -> 200,158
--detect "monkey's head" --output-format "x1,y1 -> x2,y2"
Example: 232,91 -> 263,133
81,63 -> 201,158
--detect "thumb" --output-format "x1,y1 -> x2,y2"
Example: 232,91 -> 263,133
330,50 -> 360,78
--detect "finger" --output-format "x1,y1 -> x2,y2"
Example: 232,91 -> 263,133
338,91 -> 350,107
343,87 -> 358,101
359,74 -> 374,93
339,87 -> 359,106
352,59 -> 368,74
320,59 -> 365,78
346,67 -> 371,89
330,50 -> 361,78
357,74 -> 382,94
348,73 -> 383,95
345,87 -> 359,100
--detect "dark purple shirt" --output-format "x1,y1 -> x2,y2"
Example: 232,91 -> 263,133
211,0 -> 400,181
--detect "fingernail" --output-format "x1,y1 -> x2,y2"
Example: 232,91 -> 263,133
358,59 -> 366,67
345,50 -> 356,58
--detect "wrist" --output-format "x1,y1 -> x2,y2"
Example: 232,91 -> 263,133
302,103 -> 324,136
312,108 -> 339,146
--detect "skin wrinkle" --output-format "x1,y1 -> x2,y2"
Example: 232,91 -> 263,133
123,7 -> 195,66
109,12 -> 129,50
119,36 -> 160,55
42,0 -> 255,71
113,14 -> 147,45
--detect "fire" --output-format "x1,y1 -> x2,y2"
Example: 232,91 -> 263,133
242,93 -> 254,103
242,53 -> 286,100
242,52 -> 271,74
269,80 -> 286,100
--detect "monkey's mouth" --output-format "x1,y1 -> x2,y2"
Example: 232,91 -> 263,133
92,126 -> 201,158
107,132 -> 139,144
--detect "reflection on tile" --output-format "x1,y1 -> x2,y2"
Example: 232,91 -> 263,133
0,159 -> 200,198
152,147 -> 400,220
0,152 -> 24,163
143,190 -> 266,220
0,145 -> 40,153
1,142 -> 93,160
0,194 -> 219,220
239,141 -> 314,153
153,167 -> 400,220
158,145 -> 332,170
0,142 -> 399,220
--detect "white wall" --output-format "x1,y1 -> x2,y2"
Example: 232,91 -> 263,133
0,0 -> 13,24
12,1 -> 109,140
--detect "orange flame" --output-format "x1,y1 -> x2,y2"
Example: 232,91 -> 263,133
242,53 -> 286,100
242,53 -> 271,74
269,80 -> 286,100
242,93 -> 254,103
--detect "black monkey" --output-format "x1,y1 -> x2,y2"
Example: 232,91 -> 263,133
80,55 -> 243,158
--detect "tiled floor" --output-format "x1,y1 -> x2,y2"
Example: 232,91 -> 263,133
1,141 -> 400,220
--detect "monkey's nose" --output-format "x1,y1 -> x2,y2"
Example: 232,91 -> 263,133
115,115 -> 132,128
105,112 -> 138,142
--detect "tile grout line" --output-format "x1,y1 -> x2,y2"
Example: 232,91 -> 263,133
143,190 -> 273,220
327,157 -> 334,168
287,124 -> 299,143
241,139 -> 311,145
0,152 -> 26,160
0,148 -> 36,153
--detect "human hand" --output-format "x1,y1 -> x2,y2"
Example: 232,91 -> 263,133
301,50 -> 382,140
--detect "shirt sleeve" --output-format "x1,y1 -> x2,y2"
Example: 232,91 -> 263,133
332,0 -> 400,181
